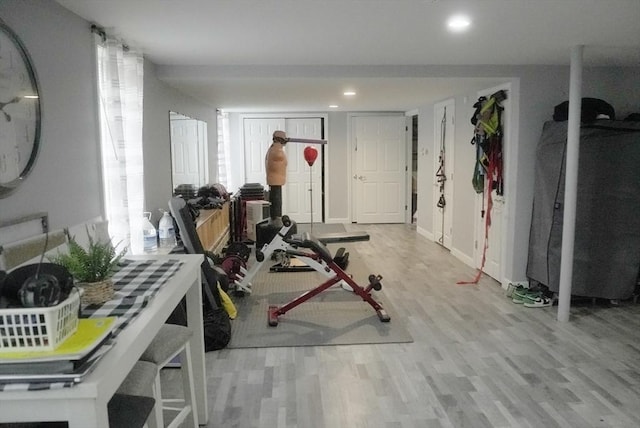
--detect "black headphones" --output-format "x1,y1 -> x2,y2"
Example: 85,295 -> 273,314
1,263 -> 74,308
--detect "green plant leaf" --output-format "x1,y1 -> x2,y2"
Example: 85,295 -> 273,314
49,233 -> 127,283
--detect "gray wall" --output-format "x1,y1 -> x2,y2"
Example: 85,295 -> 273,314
0,0 -> 102,229
143,60 -> 217,226
0,1 -> 216,232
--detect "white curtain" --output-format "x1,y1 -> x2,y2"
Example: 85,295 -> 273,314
217,109 -> 231,188
96,38 -> 144,254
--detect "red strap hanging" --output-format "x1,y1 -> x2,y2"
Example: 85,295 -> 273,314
457,156 -> 495,285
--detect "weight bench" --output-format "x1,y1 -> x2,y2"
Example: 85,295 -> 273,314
233,217 -> 371,293
267,231 -> 390,326
316,231 -> 370,244
269,231 -> 368,272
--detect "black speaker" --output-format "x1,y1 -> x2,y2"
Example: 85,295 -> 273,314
0,270 -> 7,307
2,263 -> 74,308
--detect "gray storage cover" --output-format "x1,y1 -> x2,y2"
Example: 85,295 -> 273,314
527,120 -> 640,299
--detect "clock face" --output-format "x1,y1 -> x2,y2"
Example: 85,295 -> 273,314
0,19 -> 41,198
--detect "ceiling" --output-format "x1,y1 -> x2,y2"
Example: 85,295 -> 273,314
55,0 -> 640,112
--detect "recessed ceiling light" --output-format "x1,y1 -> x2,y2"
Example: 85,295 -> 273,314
343,91 -> 356,96
447,15 -> 471,32
329,105 -> 339,108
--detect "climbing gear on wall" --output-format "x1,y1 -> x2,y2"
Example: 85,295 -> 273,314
470,89 -> 507,197
436,107 -> 447,245
436,107 -> 447,202
458,89 -> 508,285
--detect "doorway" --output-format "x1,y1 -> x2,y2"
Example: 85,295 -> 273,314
350,115 -> 407,224
170,112 -> 208,192
243,116 -> 323,224
473,83 -> 511,282
411,115 -> 418,223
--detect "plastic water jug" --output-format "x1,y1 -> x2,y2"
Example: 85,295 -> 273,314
158,210 -> 177,248
142,212 -> 157,253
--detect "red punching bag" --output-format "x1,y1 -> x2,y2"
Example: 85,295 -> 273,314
304,146 -> 318,166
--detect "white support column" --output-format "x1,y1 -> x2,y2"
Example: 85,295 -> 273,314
557,45 -> 584,322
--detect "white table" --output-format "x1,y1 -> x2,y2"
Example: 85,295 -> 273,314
0,254 -> 208,427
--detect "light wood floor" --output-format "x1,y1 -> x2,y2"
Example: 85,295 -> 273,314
196,223 -> 640,428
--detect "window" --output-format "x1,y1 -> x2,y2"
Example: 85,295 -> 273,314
95,37 -> 144,253
217,109 -> 231,189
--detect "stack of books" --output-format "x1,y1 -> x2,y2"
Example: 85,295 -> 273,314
0,317 -> 116,384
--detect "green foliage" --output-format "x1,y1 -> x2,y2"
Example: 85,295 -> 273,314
49,235 -> 127,283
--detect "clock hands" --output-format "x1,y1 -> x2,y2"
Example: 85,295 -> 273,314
0,96 -> 21,121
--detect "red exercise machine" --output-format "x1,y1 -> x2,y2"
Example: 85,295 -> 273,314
267,231 -> 390,326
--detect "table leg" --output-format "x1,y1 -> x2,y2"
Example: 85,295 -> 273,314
185,270 -> 208,425
66,399 -> 109,428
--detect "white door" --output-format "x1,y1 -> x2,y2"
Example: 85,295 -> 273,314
432,99 -> 455,249
474,84 -> 510,281
353,115 -> 406,224
476,193 -> 504,279
197,120 -> 209,185
283,118 -> 323,223
243,117 -> 323,224
171,118 -> 201,187
243,118 -> 284,186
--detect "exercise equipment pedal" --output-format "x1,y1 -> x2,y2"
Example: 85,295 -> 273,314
367,274 -> 383,291
376,309 -> 391,322
268,305 -> 280,326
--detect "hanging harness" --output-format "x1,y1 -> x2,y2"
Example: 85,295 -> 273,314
436,107 -> 447,209
458,90 -> 507,285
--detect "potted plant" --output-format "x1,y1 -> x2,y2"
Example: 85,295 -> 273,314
50,234 -> 126,305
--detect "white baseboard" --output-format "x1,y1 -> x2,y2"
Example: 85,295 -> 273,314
416,226 -> 433,241
450,247 -> 475,269
325,217 -> 350,224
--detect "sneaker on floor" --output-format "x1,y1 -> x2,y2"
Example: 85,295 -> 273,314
513,288 -> 541,300
506,283 -> 525,298
512,295 -> 525,304
523,295 -> 552,308
512,288 -> 543,304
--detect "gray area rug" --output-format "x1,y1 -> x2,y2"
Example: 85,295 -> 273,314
227,223 -> 413,348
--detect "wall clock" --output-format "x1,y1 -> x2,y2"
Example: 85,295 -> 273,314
0,19 -> 41,198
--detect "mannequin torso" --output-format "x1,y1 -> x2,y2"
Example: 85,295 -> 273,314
265,141 -> 287,186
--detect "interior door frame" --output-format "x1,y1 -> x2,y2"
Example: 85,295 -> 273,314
348,112 -> 408,223
405,110 -> 418,224
197,120 -> 209,185
239,113 -> 329,220
472,83 -> 512,284
170,113 -> 208,189
432,98 -> 455,249
283,117 -> 324,223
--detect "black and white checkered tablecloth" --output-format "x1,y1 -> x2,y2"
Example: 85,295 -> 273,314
0,259 -> 184,392
82,258 -> 184,336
